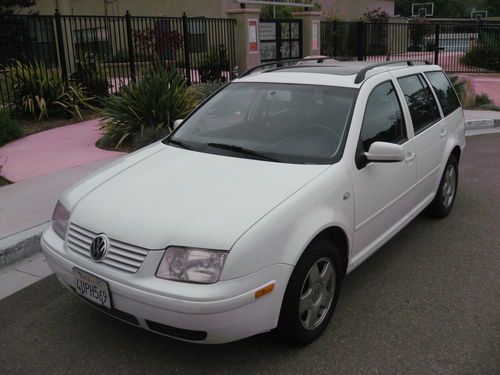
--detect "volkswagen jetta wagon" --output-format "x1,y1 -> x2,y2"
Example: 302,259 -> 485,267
41,59 -> 465,345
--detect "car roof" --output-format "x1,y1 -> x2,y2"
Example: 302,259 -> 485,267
236,59 -> 442,88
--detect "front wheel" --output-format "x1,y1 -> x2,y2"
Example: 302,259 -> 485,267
428,154 -> 459,218
276,238 -> 343,345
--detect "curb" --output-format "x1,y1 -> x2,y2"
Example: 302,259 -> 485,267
0,223 -> 48,270
465,118 -> 500,130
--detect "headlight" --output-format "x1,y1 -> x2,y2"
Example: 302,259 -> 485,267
52,200 -> 70,239
156,247 -> 227,284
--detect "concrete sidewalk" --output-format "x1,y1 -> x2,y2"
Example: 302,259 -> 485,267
0,118 -> 123,182
0,157 -> 120,267
0,117 -> 124,267
0,252 -> 53,300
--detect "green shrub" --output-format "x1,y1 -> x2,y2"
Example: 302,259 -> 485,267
0,110 -> 22,147
198,47 -> 230,83
99,66 -> 195,149
462,29 -> 500,71
449,75 -> 466,101
462,44 -> 500,71
5,60 -> 95,120
112,49 -> 131,63
188,81 -> 225,106
70,54 -> 109,97
475,93 -> 493,106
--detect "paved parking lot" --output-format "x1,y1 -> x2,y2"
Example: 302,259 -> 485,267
0,134 -> 499,375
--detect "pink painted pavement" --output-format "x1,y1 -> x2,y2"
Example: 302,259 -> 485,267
0,119 -> 124,182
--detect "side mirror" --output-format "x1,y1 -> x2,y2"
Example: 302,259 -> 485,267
364,141 -> 405,163
173,119 -> 184,130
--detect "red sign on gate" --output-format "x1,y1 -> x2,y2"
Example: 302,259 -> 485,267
248,19 -> 258,53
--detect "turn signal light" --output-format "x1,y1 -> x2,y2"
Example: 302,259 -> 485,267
255,283 -> 274,299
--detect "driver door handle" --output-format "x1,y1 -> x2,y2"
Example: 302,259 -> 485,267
440,129 -> 448,138
405,152 -> 415,163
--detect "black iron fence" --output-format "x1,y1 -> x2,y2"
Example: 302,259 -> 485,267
0,11 -> 236,112
321,20 -> 500,73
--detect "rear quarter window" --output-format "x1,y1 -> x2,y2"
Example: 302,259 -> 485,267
398,74 -> 441,135
425,71 -> 461,116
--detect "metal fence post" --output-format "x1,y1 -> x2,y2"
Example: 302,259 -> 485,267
125,10 -> 136,83
434,24 -> 440,65
357,20 -> 365,61
182,12 -> 192,85
332,20 -> 338,57
54,9 -> 68,84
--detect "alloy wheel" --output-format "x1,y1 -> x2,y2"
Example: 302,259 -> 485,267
299,257 -> 336,330
442,164 -> 457,208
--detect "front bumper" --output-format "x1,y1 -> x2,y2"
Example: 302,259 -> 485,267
41,227 -> 293,344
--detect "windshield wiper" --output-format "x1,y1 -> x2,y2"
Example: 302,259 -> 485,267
168,139 -> 196,150
207,143 -> 278,162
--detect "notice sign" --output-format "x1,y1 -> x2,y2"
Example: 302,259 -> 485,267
248,19 -> 258,53
260,22 -> 276,41
312,20 -> 319,50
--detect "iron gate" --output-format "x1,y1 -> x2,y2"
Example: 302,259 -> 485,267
321,20 -> 500,73
259,19 -> 302,62
0,11 -> 237,113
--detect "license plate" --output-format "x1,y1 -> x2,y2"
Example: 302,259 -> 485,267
73,268 -> 112,309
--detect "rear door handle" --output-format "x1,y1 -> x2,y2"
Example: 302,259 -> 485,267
405,152 -> 415,163
440,129 -> 448,138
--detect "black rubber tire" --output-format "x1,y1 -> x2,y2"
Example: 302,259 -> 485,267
276,238 -> 343,346
427,154 -> 459,218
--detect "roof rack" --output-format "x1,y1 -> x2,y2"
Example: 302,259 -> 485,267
239,57 -> 330,78
238,57 -> 432,83
353,60 -> 432,84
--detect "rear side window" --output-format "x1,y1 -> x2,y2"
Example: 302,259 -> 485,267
360,81 -> 407,152
425,71 -> 461,116
398,74 -> 441,134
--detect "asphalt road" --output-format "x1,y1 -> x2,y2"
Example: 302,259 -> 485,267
1,134 -> 499,375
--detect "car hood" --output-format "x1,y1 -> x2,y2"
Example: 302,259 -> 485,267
69,144 -> 329,250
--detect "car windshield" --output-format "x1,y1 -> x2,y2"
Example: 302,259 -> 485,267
166,82 -> 358,164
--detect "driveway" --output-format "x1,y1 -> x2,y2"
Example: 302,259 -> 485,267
0,133 -> 499,375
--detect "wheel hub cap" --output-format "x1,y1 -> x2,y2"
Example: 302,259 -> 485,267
442,164 -> 456,208
299,257 -> 336,331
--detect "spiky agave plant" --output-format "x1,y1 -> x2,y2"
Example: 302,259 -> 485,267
6,60 -> 95,120
99,66 -> 195,149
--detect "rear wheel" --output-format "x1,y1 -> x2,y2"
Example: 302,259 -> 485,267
428,154 -> 458,218
276,238 -> 343,345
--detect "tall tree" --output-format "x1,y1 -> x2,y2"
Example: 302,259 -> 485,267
0,0 -> 36,15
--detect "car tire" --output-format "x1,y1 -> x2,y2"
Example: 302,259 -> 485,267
276,238 -> 343,346
428,154 -> 459,218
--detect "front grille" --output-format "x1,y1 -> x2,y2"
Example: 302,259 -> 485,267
66,223 -> 149,273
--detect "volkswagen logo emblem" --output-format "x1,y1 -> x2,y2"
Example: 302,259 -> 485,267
89,234 -> 109,262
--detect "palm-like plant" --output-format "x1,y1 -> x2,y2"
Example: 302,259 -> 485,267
6,60 -> 94,120
99,66 -> 195,149
448,75 -> 465,102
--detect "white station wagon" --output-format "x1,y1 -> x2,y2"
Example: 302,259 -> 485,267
42,59 -> 465,345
